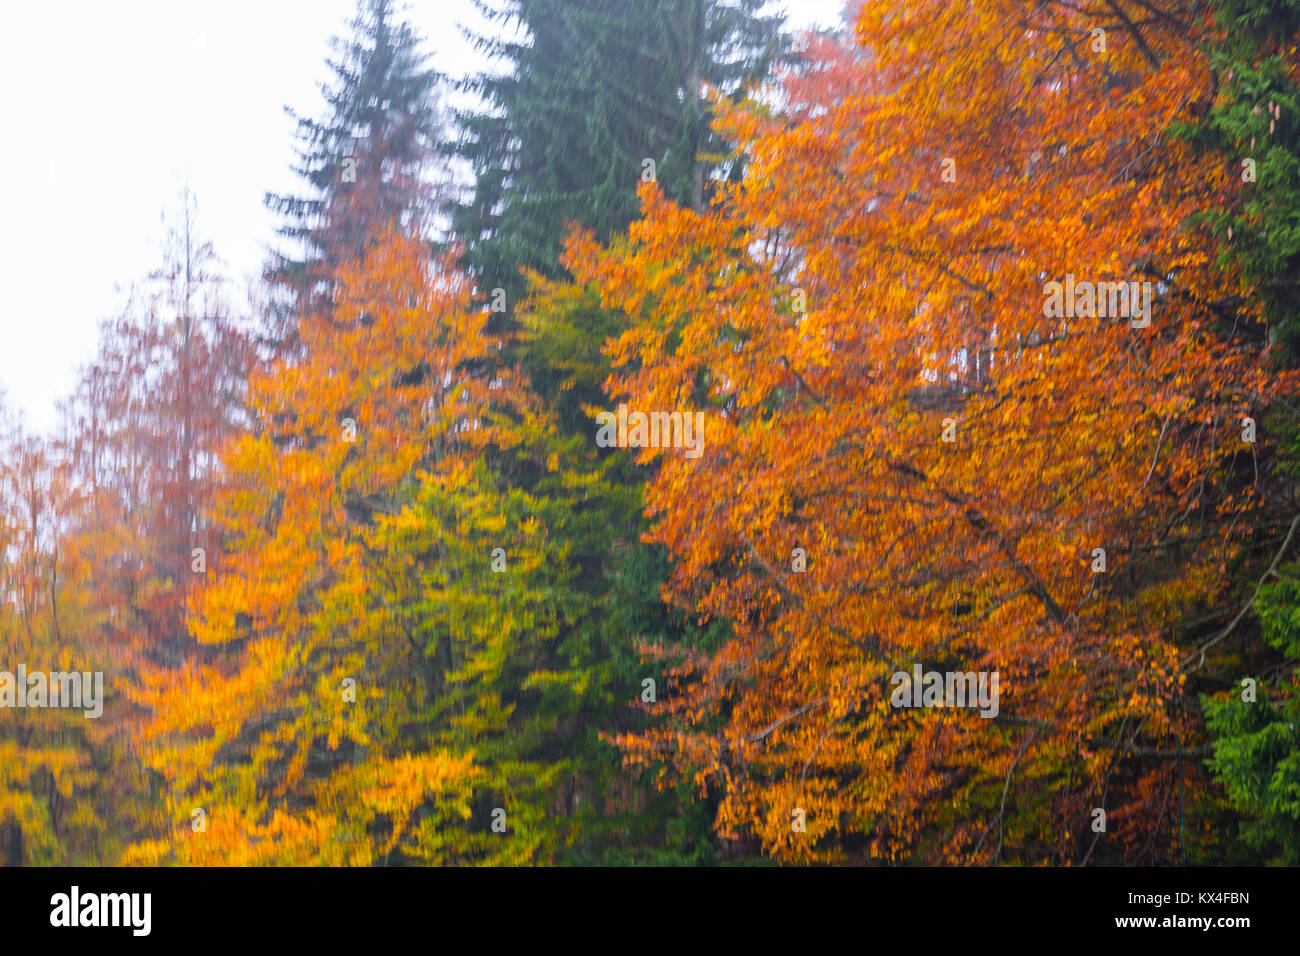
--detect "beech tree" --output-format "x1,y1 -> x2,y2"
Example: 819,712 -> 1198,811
570,1 -> 1293,863
125,207 -> 582,862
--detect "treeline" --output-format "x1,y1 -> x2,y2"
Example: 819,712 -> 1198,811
1,0 -> 1297,866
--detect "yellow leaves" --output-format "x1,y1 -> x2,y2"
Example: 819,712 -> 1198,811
132,747 -> 479,866
354,752 -> 479,830
119,838 -> 171,868
126,221 -> 535,865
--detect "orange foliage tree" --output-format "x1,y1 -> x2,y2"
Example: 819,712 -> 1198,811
124,208 -> 585,863
570,1 -> 1292,863
0,417 -> 106,864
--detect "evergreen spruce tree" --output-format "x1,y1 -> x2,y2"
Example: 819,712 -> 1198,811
264,0 -> 443,344
445,0 -> 789,863
1181,0 -> 1300,863
448,0 -> 786,310
1204,565 -> 1300,864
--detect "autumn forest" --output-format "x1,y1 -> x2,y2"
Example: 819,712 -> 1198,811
3,0 -> 1300,869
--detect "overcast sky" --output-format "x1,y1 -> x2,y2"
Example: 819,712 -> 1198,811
0,0 -> 844,432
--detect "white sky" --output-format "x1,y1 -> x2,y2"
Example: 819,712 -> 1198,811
0,0 -> 844,432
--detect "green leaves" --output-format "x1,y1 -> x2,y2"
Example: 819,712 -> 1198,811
1203,645 -> 1300,864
